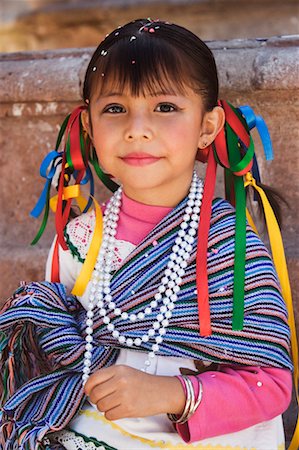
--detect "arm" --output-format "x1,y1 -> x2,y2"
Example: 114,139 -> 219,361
45,210 -> 96,292
83,363 -> 292,438
176,365 -> 292,442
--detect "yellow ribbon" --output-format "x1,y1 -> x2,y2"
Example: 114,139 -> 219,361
245,173 -> 299,450
49,185 -> 103,297
71,197 -> 103,296
50,185 -> 88,213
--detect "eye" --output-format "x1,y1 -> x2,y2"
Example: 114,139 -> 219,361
155,103 -> 177,113
103,104 -> 125,114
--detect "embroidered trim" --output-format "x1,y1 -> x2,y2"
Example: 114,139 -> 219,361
65,210 -> 96,262
64,208 -> 136,267
51,429 -> 117,450
65,227 -> 85,263
79,409 -> 264,450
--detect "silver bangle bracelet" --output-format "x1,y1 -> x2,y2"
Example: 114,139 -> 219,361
167,376 -> 203,424
186,377 -> 203,421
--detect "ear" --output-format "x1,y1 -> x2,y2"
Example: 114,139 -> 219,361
81,108 -> 92,138
198,105 -> 225,149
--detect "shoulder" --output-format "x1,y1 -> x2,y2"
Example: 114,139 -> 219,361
64,209 -> 96,263
209,197 -> 237,241
208,197 -> 272,260
211,197 -> 235,222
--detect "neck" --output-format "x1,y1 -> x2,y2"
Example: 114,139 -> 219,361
122,173 -> 194,208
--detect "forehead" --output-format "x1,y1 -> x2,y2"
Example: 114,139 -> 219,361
87,35 -> 201,100
95,78 -> 192,99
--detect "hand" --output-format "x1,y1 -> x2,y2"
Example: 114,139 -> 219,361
84,364 -> 185,421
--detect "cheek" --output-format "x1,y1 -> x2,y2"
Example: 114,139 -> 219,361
163,118 -> 196,139
92,128 -> 113,156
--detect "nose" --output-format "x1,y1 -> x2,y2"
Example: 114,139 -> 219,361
124,113 -> 153,142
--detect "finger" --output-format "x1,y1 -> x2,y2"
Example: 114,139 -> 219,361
103,405 -> 133,420
96,391 -> 121,415
84,366 -> 115,395
88,378 -> 116,405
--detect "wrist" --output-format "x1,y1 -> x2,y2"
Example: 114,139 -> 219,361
167,375 -> 203,424
152,375 -> 186,415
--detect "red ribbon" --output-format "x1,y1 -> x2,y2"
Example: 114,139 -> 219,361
196,100 -> 252,336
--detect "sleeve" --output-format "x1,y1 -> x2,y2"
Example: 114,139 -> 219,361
176,366 -> 292,442
176,198 -> 292,442
45,210 -> 96,294
45,236 -> 82,293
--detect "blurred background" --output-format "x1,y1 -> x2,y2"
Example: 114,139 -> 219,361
0,0 -> 298,444
1,0 -> 298,52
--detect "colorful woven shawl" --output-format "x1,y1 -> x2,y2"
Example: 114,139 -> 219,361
0,198 -> 291,449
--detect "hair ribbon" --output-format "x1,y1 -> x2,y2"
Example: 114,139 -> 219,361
197,100 -> 254,336
30,150 -> 62,245
239,105 -> 273,161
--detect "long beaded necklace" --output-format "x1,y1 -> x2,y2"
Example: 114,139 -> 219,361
82,172 -> 203,383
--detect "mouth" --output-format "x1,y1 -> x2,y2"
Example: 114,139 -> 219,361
121,152 -> 161,166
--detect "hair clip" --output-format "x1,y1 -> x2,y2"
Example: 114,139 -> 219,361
101,50 -> 108,56
130,36 -> 137,42
92,66 -> 97,72
139,20 -> 154,33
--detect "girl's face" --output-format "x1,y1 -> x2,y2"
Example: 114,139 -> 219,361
84,84 -> 224,207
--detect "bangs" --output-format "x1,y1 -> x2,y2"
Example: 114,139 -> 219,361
87,35 -> 201,99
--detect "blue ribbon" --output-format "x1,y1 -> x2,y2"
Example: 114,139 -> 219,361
30,151 -> 62,218
82,166 -> 95,213
239,105 -> 273,161
72,166 -> 94,213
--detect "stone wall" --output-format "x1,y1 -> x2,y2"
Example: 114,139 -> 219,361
0,33 -> 298,442
1,0 -> 299,52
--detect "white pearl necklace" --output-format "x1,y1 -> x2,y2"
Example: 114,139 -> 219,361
82,173 -> 203,383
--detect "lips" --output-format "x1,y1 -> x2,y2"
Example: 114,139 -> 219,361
121,152 -> 161,166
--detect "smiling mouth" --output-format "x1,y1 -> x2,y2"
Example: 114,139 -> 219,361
121,153 -> 161,166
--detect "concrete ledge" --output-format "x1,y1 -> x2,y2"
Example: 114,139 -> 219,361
1,36 -> 299,112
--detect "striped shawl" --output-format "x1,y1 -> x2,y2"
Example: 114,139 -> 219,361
0,198 -> 292,449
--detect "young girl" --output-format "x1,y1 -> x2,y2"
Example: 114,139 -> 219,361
0,18 -> 297,450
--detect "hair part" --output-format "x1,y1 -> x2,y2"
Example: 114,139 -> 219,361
83,19 -> 219,111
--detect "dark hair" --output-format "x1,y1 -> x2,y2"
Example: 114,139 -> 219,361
82,18 -> 286,230
83,18 -> 218,111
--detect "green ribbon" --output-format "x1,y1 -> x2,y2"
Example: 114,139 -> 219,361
90,148 -> 119,193
226,121 -> 254,330
30,187 -> 50,245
